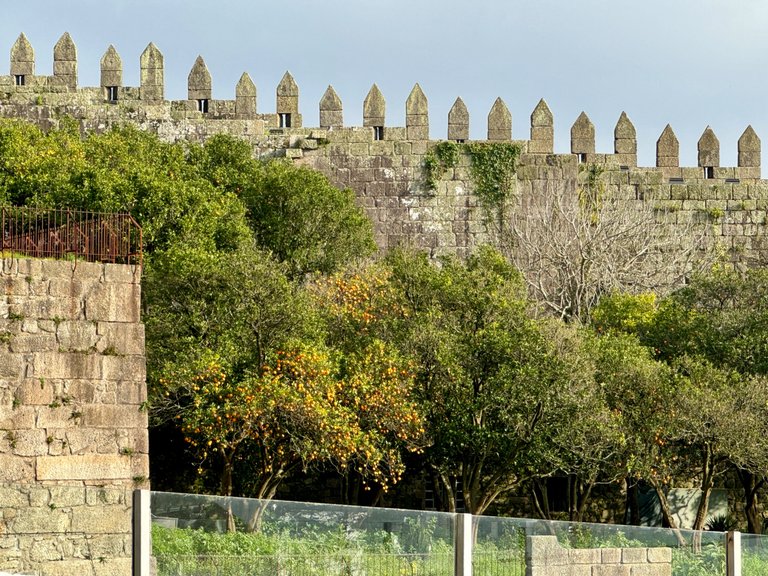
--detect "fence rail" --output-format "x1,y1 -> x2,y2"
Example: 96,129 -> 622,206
1,206 -> 142,265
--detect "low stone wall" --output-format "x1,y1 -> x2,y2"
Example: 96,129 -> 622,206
526,535 -> 672,576
0,258 -> 147,576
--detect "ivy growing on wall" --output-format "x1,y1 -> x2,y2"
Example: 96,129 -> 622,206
579,163 -> 605,225
423,141 -> 521,213
423,141 -> 461,190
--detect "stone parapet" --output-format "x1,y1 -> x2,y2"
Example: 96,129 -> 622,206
525,535 -> 672,576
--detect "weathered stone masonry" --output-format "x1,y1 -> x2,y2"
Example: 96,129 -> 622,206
2,32 -> 765,265
0,258 -> 146,576
526,536 -> 672,576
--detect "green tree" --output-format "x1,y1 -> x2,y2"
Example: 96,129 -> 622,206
0,117 -> 85,205
669,356 -> 768,533
145,243 -> 309,412
0,120 -> 251,255
642,270 -> 768,533
387,246 -> 616,516
588,330 -> 683,529
593,282 -> 768,533
648,268 -> 768,374
240,159 -> 376,278
530,321 -> 625,523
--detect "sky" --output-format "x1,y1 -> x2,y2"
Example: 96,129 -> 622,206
2,0 -> 768,167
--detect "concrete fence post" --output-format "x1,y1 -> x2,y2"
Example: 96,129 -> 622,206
726,531 -> 741,576
454,513 -> 473,576
133,489 -> 151,576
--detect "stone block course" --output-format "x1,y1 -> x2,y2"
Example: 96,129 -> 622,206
622,547 -> 647,564
9,506 -> 70,534
9,331 -> 58,353
84,283 -> 141,323
102,355 -> 146,382
56,321 -> 99,351
81,404 -> 147,429
36,454 -> 133,480
0,406 -> 36,430
48,485 -> 86,507
71,505 -> 131,533
0,487 -> 29,507
0,352 -> 23,378
61,428 -> 119,454
646,547 -> 672,563
3,429 -> 48,456
32,351 -> 102,380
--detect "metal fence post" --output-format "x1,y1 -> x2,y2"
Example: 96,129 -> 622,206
133,489 -> 151,576
726,530 -> 741,576
454,513 -> 473,576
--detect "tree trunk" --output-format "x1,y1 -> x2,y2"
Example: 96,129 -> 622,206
220,450 -> 235,496
246,466 -> 292,532
650,478 -> 687,546
226,503 -> 236,533
531,478 -> 551,520
625,478 -> 641,525
691,446 -> 715,533
575,476 -> 596,523
340,468 -> 361,505
569,475 -> 577,522
738,469 -> 764,534
437,471 -> 457,513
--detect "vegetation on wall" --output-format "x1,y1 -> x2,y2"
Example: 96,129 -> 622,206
423,141 -> 461,190
423,140 -> 521,212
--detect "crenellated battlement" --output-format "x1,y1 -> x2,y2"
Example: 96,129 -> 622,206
3,32 -> 768,265
0,32 -> 760,180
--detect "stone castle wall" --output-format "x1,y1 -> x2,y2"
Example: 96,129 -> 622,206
0,257 -> 146,576
2,32 -> 767,264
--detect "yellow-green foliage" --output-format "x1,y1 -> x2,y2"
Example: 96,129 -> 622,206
591,292 -> 657,336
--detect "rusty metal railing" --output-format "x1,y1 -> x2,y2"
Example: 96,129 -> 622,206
1,206 -> 142,265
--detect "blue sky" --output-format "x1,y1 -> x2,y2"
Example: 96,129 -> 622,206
3,0 -> 768,166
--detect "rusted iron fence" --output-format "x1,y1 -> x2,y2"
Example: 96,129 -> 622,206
1,206 -> 142,265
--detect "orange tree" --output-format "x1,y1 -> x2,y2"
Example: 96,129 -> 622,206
307,264 -> 427,503
151,249 -> 425,503
309,262 -> 406,351
171,341 -> 423,506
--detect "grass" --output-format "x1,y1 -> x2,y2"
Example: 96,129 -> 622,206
152,520 -> 768,576
151,522 -> 527,576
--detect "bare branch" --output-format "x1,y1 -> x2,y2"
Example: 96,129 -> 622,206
503,172 -> 716,321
